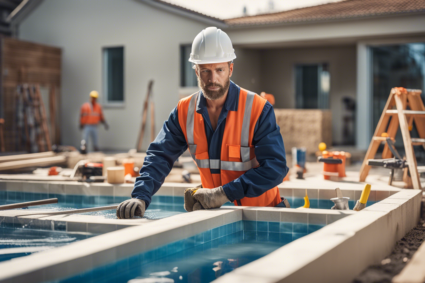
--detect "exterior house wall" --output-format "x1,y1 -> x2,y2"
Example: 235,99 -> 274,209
259,45 -> 357,145
17,0 -> 212,151
231,48 -> 262,94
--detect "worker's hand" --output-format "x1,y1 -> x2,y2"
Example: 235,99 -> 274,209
104,123 -> 109,130
116,198 -> 145,219
80,124 -> 84,130
193,186 -> 230,209
184,184 -> 202,212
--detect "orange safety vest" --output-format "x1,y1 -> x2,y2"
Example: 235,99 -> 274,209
80,102 -> 103,125
178,88 -> 281,207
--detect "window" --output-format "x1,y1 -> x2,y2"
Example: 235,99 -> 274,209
103,47 -> 124,104
180,45 -> 197,87
371,43 -> 425,129
295,63 -> 330,109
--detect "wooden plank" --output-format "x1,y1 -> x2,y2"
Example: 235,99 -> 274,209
407,91 -> 425,140
0,118 -> 4,152
136,80 -> 154,151
394,92 -> 422,190
382,119 -> 399,159
385,110 -> 425,115
0,155 -> 66,171
3,38 -> 61,55
359,140 -> 381,182
0,151 -> 55,163
36,85 -> 52,151
150,100 -> 155,143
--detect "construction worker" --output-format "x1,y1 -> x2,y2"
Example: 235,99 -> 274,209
117,27 -> 289,219
79,91 -> 109,152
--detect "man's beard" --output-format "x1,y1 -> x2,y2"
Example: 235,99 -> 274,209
198,77 -> 230,101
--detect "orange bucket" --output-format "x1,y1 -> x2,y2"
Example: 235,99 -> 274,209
123,160 -> 135,177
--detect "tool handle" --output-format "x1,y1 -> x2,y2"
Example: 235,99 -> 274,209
318,157 -> 342,164
0,198 -> 58,210
359,184 -> 371,204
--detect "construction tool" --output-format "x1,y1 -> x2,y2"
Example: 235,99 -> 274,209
359,87 -> 424,190
330,188 -> 349,210
367,137 -> 408,186
318,151 -> 346,180
15,205 -> 118,217
136,80 -> 154,152
353,184 -> 371,211
297,189 -> 310,209
0,198 -> 58,210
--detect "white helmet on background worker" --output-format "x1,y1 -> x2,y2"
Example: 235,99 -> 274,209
189,27 -> 236,65
90,90 -> 99,98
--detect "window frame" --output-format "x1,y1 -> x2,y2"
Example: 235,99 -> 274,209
180,44 -> 198,90
102,46 -> 125,108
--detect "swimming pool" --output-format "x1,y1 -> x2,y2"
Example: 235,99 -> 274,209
0,226 -> 94,263
57,220 -> 324,283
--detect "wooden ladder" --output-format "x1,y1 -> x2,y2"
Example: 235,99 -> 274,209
359,87 -> 425,190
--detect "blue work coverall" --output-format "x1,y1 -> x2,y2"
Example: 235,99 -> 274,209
132,81 -> 289,208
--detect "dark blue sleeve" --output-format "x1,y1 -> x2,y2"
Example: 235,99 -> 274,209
222,102 -> 288,201
131,107 -> 188,208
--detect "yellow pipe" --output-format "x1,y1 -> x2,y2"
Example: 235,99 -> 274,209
359,184 -> 371,204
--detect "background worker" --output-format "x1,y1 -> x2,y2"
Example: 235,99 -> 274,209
117,27 -> 289,219
79,91 -> 109,152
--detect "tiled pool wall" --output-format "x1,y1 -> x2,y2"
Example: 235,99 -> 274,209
57,219 -> 325,283
0,180 -> 399,210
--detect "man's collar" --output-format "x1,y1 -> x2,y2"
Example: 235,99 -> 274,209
196,81 -> 239,113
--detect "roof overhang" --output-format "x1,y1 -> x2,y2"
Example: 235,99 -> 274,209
135,0 -> 227,28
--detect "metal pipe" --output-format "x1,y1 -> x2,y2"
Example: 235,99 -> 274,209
16,205 -> 118,216
0,198 -> 58,210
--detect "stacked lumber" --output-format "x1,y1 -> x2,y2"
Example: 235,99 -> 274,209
274,109 -> 332,154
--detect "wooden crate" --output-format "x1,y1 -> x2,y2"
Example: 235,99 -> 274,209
274,109 -> 332,154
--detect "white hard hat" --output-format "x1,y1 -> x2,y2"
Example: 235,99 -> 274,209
189,27 -> 236,65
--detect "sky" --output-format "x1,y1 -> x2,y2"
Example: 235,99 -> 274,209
161,0 -> 344,19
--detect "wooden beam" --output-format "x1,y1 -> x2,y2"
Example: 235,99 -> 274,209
0,151 -> 55,163
0,155 -> 66,171
394,92 -> 422,190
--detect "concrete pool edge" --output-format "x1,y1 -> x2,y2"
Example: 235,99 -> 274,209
213,190 -> 422,283
0,206 -> 357,283
0,179 -> 402,201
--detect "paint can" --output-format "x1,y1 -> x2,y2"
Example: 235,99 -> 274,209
292,147 -> 306,169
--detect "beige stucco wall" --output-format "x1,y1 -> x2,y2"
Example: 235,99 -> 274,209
17,0 -> 213,151
259,45 -> 356,145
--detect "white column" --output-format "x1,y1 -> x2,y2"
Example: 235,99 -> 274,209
356,43 -> 372,150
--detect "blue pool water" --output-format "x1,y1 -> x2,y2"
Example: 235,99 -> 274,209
0,226 -> 94,263
58,220 -> 324,283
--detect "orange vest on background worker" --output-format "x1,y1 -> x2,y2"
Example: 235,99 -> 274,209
178,88 -> 281,207
80,102 -> 104,125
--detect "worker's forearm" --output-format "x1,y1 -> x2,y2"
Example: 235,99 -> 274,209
131,107 -> 188,208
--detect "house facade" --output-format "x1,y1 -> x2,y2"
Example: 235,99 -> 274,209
9,0 -> 425,151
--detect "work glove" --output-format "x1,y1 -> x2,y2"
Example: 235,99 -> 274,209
193,186 -> 230,210
104,122 -> 109,130
116,198 -> 145,219
184,184 -> 202,212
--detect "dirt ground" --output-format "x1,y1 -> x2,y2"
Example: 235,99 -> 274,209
353,219 -> 425,283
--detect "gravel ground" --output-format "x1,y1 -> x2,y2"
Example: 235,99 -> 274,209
353,219 -> 425,283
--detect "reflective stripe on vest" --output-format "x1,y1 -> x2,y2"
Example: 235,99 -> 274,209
186,91 -> 258,171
